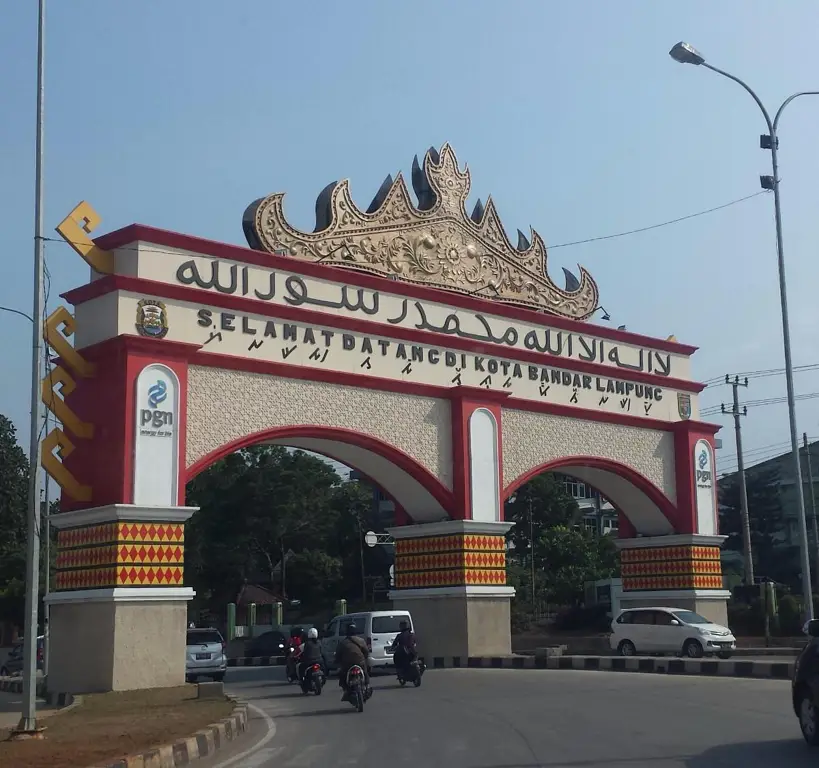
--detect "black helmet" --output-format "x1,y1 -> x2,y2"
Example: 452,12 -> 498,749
399,620 -> 409,631
345,622 -> 358,637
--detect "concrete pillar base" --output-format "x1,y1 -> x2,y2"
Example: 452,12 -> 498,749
390,586 -> 515,658
47,503 -> 198,694
45,587 -> 195,694
617,534 -> 730,625
387,520 -> 515,658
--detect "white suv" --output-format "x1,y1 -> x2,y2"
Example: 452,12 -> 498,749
609,607 -> 736,659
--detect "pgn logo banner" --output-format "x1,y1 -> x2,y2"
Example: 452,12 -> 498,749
133,363 -> 180,507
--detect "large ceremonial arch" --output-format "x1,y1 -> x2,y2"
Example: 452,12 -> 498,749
43,145 -> 723,693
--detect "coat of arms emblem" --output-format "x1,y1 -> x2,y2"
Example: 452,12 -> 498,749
135,299 -> 168,339
677,392 -> 692,420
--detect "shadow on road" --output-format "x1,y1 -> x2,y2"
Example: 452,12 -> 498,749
685,739 -> 814,767
271,707 -> 357,719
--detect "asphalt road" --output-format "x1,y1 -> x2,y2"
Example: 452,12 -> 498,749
193,664 -> 816,768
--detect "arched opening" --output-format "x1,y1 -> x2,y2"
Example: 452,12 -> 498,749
186,425 -> 453,523
182,425 -> 455,632
504,456 -> 676,537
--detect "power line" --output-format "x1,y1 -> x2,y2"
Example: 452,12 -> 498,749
43,190 -> 768,260
549,191 -> 767,249
701,390 -> 819,417
703,363 -> 819,389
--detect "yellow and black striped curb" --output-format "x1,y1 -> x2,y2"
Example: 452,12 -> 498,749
228,653 -> 795,679
94,699 -> 248,768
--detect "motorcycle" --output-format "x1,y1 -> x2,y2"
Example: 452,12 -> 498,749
342,664 -> 372,713
285,644 -> 302,684
300,663 -> 325,696
396,656 -> 426,688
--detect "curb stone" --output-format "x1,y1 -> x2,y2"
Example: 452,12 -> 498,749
429,655 -> 796,679
227,655 -> 286,667
228,654 -> 794,679
96,698 -> 248,768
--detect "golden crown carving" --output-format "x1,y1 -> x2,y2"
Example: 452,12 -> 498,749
243,144 -> 598,320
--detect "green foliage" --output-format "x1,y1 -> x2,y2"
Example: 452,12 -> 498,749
505,474 -> 581,555
0,415 -> 28,588
505,473 -> 620,611
778,593 -> 802,635
537,526 -> 620,605
0,415 -> 28,623
185,445 -> 384,612
287,550 -> 344,607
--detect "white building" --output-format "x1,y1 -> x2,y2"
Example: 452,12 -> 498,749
560,475 -> 619,536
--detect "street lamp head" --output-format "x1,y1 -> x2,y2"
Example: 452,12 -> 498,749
669,41 -> 705,66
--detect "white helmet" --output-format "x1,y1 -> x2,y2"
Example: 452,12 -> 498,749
307,627 -> 319,640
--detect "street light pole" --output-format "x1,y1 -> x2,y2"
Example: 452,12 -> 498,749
670,41 -> 819,620
18,0 -> 47,733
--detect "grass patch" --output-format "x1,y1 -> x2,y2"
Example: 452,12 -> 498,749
0,685 -> 234,768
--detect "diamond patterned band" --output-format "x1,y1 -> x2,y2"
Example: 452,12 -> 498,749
55,521 -> 186,591
393,533 -> 507,589
620,544 -> 724,591
54,565 -> 184,591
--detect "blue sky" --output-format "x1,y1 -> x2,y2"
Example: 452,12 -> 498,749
2,1 -> 818,478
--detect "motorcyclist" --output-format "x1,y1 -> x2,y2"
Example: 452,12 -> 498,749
286,626 -> 306,679
389,620 -> 417,676
334,622 -> 370,699
297,628 -> 327,684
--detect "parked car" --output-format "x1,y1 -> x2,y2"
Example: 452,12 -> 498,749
321,611 -> 414,670
245,630 -> 288,659
185,627 -> 226,682
792,619 -> 819,744
609,607 -> 736,658
1,636 -> 44,677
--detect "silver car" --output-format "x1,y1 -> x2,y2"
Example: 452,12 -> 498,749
185,628 -> 226,682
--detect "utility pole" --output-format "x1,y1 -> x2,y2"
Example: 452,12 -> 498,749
528,496 -> 536,611
721,375 -> 754,585
18,0 -> 47,734
803,433 -> 819,591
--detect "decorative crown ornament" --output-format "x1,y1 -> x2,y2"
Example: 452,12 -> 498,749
243,144 -> 598,320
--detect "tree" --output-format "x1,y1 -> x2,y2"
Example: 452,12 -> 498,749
185,445 -> 378,612
719,466 -> 798,586
536,526 -> 619,605
0,415 -> 29,624
504,473 -> 580,556
504,472 -> 619,608
287,550 -> 344,607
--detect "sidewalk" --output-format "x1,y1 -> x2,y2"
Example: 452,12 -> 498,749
0,689 -> 56,730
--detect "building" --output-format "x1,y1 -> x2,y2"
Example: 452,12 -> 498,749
559,474 -> 619,536
717,439 -> 819,575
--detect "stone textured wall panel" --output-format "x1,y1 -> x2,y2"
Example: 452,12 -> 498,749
185,367 -> 452,488
501,408 -> 676,502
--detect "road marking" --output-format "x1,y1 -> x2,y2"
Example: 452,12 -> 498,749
210,703 -> 276,768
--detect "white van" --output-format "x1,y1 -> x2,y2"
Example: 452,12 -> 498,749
609,607 -> 736,659
321,611 -> 413,670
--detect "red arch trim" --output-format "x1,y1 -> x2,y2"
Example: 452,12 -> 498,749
185,425 -> 454,515
502,455 -> 678,532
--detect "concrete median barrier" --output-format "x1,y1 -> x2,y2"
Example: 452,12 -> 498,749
226,653 -> 794,679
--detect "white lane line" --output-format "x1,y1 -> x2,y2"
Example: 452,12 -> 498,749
210,703 -> 277,768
